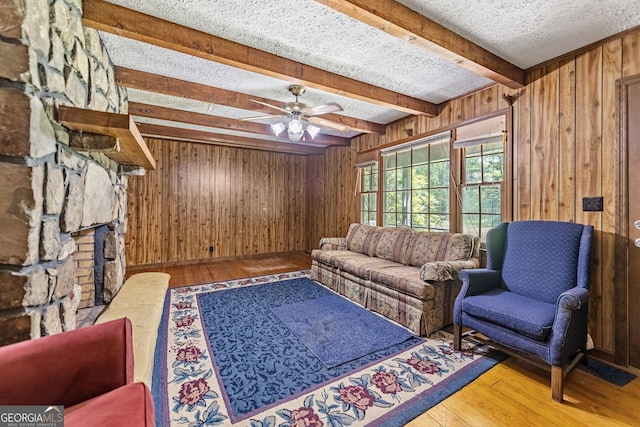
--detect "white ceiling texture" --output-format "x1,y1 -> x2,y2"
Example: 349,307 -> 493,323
89,0 -> 640,153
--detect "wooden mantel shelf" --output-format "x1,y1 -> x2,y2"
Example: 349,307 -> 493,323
57,106 -> 156,170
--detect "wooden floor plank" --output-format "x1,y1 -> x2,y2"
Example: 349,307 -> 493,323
127,251 -> 640,425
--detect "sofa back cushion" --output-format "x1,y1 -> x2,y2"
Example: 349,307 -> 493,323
345,223 -> 382,256
405,231 -> 475,267
374,227 -> 413,263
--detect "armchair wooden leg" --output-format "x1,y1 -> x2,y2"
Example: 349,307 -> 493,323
551,365 -> 564,403
453,324 -> 463,351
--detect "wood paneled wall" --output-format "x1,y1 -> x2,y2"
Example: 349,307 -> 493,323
352,28 -> 640,356
126,139 -> 310,265
306,145 -> 359,249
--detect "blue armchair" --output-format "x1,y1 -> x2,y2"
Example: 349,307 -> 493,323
453,220 -> 594,402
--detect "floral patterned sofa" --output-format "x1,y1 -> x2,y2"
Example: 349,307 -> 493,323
311,223 -> 479,336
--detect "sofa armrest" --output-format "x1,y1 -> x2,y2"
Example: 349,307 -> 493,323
319,237 -> 347,250
0,318 -> 134,407
420,258 -> 480,282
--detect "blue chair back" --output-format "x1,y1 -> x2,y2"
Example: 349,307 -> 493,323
487,221 -> 593,304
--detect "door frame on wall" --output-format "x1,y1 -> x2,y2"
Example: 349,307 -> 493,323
615,73 -> 640,368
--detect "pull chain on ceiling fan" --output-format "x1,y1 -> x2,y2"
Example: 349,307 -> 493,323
241,85 -> 351,141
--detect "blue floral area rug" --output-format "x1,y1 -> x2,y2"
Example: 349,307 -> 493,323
152,271 -> 504,427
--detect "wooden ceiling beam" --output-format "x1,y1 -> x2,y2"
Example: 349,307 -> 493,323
83,0 -> 438,116
118,68 -> 383,136
315,0 -> 525,89
128,102 -> 351,146
137,123 -> 327,155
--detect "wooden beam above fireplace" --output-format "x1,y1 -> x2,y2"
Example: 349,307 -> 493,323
57,106 -> 156,170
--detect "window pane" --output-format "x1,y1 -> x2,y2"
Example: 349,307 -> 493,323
362,210 -> 369,224
362,169 -> 371,192
412,164 -> 428,189
369,194 -> 377,211
430,189 -> 449,214
384,213 -> 395,227
411,189 -> 429,213
463,214 -> 480,236
430,161 -> 449,187
384,170 -> 396,191
466,145 -> 482,156
430,214 -> 449,232
371,170 -> 378,191
361,194 -> 368,211
430,141 -> 449,161
369,212 -> 376,226
481,185 -> 501,213
397,190 -> 411,212
397,212 -> 410,228
413,146 -> 428,164
397,150 -> 411,167
384,192 -> 395,212
412,213 -> 428,229
465,157 -> 482,184
483,141 -> 503,155
462,186 -> 480,213
398,167 -> 411,190
483,154 -> 503,182
384,154 -> 396,170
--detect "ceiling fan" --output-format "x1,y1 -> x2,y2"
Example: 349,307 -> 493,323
241,85 -> 351,141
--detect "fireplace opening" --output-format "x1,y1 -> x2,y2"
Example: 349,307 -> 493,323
72,224 -> 118,308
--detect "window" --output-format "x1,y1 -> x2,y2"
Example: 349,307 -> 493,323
381,132 -> 451,231
455,116 -> 507,241
357,162 -> 378,226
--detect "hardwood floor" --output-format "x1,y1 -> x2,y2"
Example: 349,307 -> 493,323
127,252 -> 640,426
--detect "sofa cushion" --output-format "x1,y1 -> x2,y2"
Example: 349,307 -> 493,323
338,256 -> 400,280
369,265 -> 436,300
461,288 -> 556,341
405,231 -> 475,266
374,227 -> 413,264
346,223 -> 382,256
311,249 -> 367,268
66,382 -> 155,427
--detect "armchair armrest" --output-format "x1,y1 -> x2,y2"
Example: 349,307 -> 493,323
550,287 -> 591,365
458,269 -> 502,296
454,269 -> 502,325
557,287 -> 590,311
319,237 -> 347,250
0,318 -> 134,407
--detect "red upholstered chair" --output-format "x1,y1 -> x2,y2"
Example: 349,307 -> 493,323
0,318 -> 155,426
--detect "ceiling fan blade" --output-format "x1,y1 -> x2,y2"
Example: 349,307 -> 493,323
250,99 -> 291,114
303,102 -> 344,116
308,116 -> 351,132
239,114 -> 287,121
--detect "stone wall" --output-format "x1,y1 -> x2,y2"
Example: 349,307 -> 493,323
0,0 -> 130,345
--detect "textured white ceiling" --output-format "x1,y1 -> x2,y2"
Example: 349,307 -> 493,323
99,0 -> 640,143
399,0 -> 640,68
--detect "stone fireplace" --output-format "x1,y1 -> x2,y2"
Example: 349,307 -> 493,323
0,0 -> 136,345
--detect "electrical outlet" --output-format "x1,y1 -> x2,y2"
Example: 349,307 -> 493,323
582,196 -> 603,212
209,246 -> 214,253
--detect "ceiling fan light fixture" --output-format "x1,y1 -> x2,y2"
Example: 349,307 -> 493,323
287,118 -> 304,141
306,124 -> 321,139
271,122 -> 286,136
